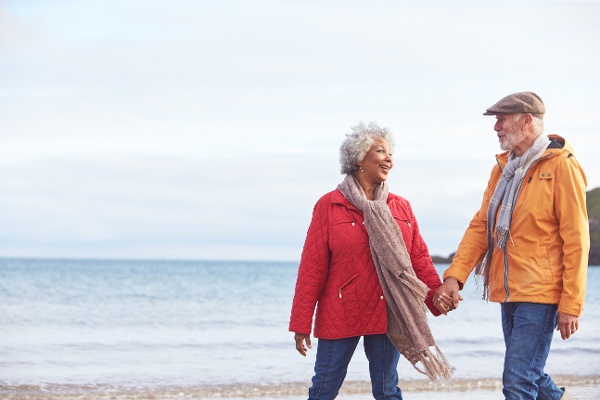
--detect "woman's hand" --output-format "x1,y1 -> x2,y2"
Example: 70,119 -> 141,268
294,332 -> 312,356
434,278 -> 463,315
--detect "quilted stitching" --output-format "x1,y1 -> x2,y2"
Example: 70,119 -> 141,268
289,189 -> 441,339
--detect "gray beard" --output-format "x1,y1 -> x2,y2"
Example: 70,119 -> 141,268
499,129 -> 525,151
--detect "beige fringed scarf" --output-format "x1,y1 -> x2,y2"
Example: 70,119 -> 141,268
338,175 -> 454,381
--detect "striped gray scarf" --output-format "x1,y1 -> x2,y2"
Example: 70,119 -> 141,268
475,134 -> 550,299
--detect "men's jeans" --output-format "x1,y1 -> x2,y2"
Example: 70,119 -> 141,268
308,334 -> 403,400
501,302 -> 564,400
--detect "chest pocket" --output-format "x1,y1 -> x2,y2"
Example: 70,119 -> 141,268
331,219 -> 368,249
539,170 -> 554,180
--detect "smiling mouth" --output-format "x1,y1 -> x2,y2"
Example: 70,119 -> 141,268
380,165 -> 390,171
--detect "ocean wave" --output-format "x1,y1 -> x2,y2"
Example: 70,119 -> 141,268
2,375 -> 599,399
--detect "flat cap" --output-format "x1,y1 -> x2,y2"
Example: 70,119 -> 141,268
483,91 -> 545,119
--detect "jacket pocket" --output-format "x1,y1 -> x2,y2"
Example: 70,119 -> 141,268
332,219 -> 358,227
338,273 -> 360,299
331,219 -> 368,247
533,246 -> 553,284
337,273 -> 361,326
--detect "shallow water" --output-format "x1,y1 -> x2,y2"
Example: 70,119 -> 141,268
1,258 -> 598,398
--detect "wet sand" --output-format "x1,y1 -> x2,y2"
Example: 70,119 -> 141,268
2,376 -> 599,399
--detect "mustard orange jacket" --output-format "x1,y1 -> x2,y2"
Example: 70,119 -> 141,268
443,135 -> 589,316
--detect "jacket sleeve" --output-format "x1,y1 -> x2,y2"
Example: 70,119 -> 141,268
443,164 -> 500,288
555,154 -> 589,316
404,201 -> 443,316
289,195 -> 331,334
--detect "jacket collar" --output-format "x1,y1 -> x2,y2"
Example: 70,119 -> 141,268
496,134 -> 569,166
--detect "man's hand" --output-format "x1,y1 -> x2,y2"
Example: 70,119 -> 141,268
433,277 -> 463,315
557,312 -> 579,340
294,332 -> 312,356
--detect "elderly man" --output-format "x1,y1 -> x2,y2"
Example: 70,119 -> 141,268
435,92 -> 589,400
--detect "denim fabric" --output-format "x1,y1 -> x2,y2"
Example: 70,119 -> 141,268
308,334 -> 403,400
501,302 -> 564,400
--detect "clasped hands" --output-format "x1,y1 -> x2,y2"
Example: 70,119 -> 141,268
433,277 -> 463,316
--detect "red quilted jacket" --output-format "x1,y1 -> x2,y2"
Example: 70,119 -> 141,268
289,189 -> 442,339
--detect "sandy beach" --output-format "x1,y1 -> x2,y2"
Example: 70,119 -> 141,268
3,376 -> 599,399
3,386 -> 600,400
233,380 -> 600,400
252,385 -> 599,400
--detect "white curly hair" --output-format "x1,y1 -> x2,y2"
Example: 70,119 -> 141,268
339,122 -> 394,175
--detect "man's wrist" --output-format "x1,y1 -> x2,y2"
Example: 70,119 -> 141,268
443,276 -> 463,290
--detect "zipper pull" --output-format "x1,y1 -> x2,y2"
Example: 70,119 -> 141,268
339,290 -> 342,298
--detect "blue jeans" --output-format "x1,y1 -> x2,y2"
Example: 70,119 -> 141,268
501,302 -> 564,400
309,334 -> 402,400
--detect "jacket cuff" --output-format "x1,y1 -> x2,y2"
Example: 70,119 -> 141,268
557,297 -> 584,317
425,289 -> 441,316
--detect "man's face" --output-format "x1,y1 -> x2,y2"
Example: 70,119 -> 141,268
494,114 -> 525,152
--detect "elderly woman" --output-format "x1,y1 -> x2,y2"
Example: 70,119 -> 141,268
289,122 -> 453,400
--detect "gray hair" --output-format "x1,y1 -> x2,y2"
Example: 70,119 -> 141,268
513,113 -> 545,135
339,122 -> 394,175
531,116 -> 544,135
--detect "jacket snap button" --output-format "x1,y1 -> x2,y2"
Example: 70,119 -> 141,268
380,296 -> 384,300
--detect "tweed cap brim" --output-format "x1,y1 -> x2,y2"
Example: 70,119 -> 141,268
483,91 -> 545,119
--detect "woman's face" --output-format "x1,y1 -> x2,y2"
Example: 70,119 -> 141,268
357,137 -> 393,183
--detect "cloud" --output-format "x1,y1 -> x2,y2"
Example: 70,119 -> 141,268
1,0 -> 599,260
0,143 -> 497,260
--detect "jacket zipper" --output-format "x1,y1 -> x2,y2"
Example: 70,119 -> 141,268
498,151 -> 554,302
338,274 -> 360,298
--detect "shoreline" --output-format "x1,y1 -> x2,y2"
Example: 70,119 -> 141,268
2,375 -> 599,399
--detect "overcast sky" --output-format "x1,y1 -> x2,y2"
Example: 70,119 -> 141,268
1,0 -> 599,261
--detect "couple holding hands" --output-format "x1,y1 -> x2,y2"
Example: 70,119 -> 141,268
289,92 -> 588,400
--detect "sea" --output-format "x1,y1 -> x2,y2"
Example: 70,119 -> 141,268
1,258 -> 599,400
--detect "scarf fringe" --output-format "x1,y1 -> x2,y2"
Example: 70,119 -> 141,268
494,226 -> 509,250
475,275 -> 490,301
412,345 -> 455,382
474,251 -> 491,301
